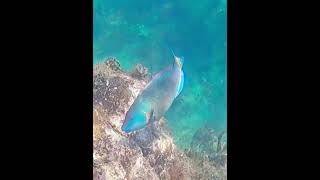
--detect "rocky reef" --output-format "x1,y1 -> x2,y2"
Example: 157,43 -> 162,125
93,58 -> 227,180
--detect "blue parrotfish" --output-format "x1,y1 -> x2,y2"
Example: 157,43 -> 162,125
121,51 -> 184,133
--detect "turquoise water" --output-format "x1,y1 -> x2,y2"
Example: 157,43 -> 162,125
94,0 -> 226,149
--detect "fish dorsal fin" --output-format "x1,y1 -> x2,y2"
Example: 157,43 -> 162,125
175,70 -> 184,98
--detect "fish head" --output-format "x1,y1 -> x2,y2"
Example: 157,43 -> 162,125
121,113 -> 148,133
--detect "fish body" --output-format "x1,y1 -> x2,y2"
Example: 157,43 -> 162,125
121,54 -> 184,133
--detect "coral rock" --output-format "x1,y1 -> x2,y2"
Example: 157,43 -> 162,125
130,63 -> 149,80
93,58 -> 227,180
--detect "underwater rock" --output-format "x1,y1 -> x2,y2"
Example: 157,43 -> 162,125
93,168 -> 106,180
189,126 -> 227,171
104,57 -> 121,71
130,63 -> 149,80
93,58 -> 226,180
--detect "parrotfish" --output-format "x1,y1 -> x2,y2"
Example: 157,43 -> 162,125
121,52 -> 184,133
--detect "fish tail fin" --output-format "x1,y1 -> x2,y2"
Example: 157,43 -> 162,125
161,41 -> 184,67
161,41 -> 177,58
170,48 -> 176,58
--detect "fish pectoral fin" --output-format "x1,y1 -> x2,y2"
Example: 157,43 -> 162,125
145,109 -> 154,124
175,71 -> 184,98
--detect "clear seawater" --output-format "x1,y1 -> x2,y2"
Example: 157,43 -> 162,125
94,0 -> 227,149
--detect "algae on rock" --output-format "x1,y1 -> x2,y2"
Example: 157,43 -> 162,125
93,57 -> 227,180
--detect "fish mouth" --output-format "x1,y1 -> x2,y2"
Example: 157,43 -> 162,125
121,126 -> 130,133
121,113 -> 147,133
121,122 -> 130,133
121,123 -> 139,133
121,120 -> 136,133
